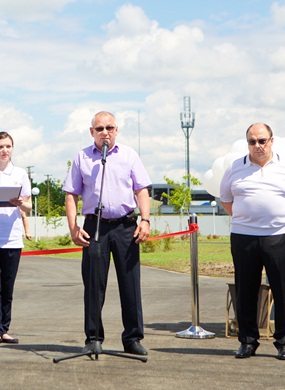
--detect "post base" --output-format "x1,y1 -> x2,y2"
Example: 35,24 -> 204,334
176,325 -> 215,339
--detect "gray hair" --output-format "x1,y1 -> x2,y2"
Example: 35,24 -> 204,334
91,111 -> 115,128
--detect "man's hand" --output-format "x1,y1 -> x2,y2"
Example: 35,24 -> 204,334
134,220 -> 150,244
71,226 -> 90,247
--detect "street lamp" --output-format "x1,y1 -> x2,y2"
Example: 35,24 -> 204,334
211,200 -> 217,236
32,187 -> 40,241
180,96 -> 195,189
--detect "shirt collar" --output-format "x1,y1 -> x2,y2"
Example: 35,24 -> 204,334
244,152 -> 280,167
0,161 -> 14,175
92,142 -> 119,154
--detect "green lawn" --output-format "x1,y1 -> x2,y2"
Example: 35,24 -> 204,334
22,236 -> 232,274
140,236 -> 232,273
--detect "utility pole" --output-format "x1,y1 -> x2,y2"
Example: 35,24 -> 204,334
138,110 -> 141,157
180,97 -> 195,189
26,166 -> 34,182
45,174 -> 52,217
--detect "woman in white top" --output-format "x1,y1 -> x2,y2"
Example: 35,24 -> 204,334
0,132 -> 32,344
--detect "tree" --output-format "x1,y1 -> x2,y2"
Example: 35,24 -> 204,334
162,174 -> 201,216
43,215 -> 64,236
31,178 -> 65,217
29,162 -> 73,217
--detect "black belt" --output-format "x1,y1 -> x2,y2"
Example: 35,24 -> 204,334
85,211 -> 137,224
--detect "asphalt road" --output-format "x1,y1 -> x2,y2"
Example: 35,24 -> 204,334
0,256 -> 284,390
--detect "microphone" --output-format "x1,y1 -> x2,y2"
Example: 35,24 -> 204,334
101,141 -> 109,164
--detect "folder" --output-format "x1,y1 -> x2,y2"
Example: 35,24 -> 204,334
0,186 -> 22,207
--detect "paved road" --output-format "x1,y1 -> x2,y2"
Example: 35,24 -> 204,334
0,256 -> 284,390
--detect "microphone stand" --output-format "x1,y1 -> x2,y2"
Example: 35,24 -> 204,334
54,148 -> 147,364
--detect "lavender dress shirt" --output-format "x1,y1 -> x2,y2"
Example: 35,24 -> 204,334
63,142 -> 151,218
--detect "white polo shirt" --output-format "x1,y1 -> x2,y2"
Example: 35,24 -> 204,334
0,163 -> 31,248
220,153 -> 285,236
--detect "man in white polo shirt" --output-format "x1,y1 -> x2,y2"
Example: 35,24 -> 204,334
220,123 -> 285,360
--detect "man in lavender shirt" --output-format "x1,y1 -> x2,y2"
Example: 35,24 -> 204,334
63,111 -> 151,355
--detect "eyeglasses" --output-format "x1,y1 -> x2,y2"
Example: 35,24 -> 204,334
247,138 -> 271,146
93,126 -> 116,132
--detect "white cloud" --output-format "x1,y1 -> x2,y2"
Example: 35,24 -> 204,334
271,2 -> 285,25
271,46 -> 285,69
1,2 -> 285,188
0,0 -> 76,21
104,4 -> 156,36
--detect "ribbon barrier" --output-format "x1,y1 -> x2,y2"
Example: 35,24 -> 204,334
146,223 -> 199,241
176,214 -> 215,339
21,224 -> 199,256
22,247 -> 82,256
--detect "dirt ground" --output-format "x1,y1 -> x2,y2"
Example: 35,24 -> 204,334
198,262 -> 235,278
198,262 -> 269,279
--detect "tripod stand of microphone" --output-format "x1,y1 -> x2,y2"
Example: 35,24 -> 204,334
53,142 -> 147,364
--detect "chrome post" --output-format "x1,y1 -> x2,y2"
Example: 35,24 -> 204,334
176,214 -> 215,339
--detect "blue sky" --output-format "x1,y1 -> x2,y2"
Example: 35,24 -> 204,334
0,0 -> 285,194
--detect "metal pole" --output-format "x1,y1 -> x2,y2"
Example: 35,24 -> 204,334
180,96 -> 195,189
34,196 -> 38,242
211,200 -> 217,236
176,214 -> 215,339
186,129 -> 190,188
32,187 -> 40,242
190,214 -> 199,326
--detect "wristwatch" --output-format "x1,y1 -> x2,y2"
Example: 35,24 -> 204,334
141,218 -> 150,224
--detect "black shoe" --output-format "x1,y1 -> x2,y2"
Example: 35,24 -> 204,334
275,344 -> 285,360
124,341 -> 148,356
235,342 -> 259,358
1,337 -> 19,344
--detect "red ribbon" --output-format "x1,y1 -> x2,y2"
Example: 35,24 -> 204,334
21,247 -> 82,256
147,223 -> 199,241
21,224 -> 199,256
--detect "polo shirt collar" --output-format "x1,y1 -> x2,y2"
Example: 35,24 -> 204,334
0,161 -> 14,175
244,152 -> 279,167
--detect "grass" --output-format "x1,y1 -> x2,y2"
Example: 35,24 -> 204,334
140,236 -> 232,273
22,235 -> 232,274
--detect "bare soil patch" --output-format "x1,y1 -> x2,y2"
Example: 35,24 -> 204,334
198,262 -> 234,278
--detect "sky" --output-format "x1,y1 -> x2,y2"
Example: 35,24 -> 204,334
1,0 -> 285,190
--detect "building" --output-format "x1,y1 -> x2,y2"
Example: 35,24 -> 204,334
148,184 -> 226,215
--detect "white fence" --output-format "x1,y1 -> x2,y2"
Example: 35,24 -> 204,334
25,215 -> 231,239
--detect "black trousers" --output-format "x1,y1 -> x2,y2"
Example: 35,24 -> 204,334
0,248 -> 21,336
231,233 -> 285,344
82,218 -> 143,347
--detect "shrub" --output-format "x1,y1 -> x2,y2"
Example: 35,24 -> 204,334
34,239 -> 47,250
163,236 -> 174,252
141,229 -> 161,253
57,234 -> 72,246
